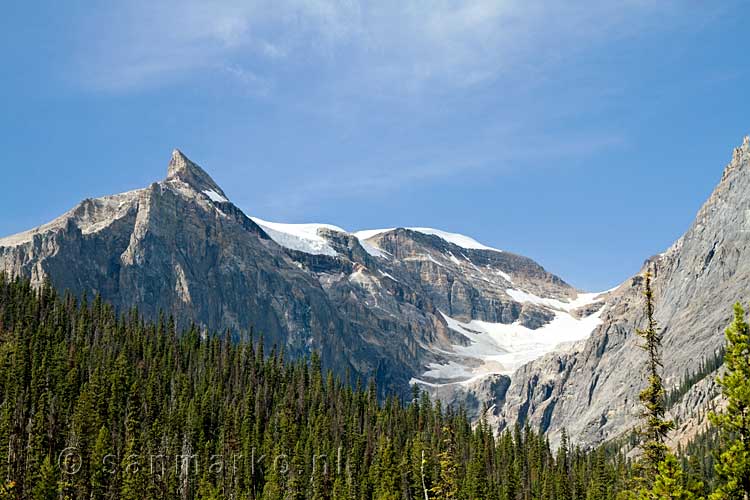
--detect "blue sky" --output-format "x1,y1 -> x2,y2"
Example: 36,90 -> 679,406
1,1 -> 747,291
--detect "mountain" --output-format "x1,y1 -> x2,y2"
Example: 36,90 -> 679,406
2,136 -> 747,447
0,149 -> 603,403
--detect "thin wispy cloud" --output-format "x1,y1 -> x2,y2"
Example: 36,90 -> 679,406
73,0 -> 677,95
248,128 -> 626,218
64,0 -> 705,222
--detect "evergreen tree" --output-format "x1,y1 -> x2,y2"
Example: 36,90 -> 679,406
90,426 -> 111,499
557,429 -> 572,500
636,271 -> 674,483
431,425 -> 460,500
31,455 -> 56,500
709,303 -> 750,500
641,454 -> 701,500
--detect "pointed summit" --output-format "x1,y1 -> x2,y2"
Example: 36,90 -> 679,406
167,149 -> 192,176
166,149 -> 228,201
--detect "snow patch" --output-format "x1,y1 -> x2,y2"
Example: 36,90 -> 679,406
447,252 -> 462,265
404,253 -> 444,266
378,270 -> 399,282
505,288 -> 605,312
419,307 -> 604,385
410,227 -> 502,252
360,240 -> 390,258
251,217 -> 345,256
496,269 -> 513,283
354,228 -> 394,241
203,189 -> 228,203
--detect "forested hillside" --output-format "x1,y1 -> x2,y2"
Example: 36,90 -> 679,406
0,274 -> 744,499
0,275 -> 623,499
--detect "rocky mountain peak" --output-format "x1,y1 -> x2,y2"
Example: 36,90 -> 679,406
717,135 -> 749,183
739,135 -> 750,162
166,149 -> 228,200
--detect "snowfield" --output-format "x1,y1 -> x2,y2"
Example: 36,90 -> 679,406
247,222 -> 502,259
202,189 -> 228,203
505,288 -> 607,312
250,218 -> 346,257
213,213 -> 606,388
413,291 -> 606,387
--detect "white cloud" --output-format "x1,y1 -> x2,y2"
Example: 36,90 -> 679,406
222,64 -> 273,96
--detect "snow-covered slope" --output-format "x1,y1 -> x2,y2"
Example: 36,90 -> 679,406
250,218 -> 346,256
3,139 -> 748,448
251,223 -> 501,259
245,218 -> 609,390
414,292 -> 606,387
505,288 -> 607,312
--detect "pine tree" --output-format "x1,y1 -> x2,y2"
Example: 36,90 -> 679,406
431,425 -> 459,500
709,303 -> 750,500
89,426 -> 111,499
588,447 -> 610,500
260,465 -> 282,500
372,436 -> 399,500
31,455 -> 56,500
557,429 -> 572,500
641,454 -> 700,500
636,271 -> 674,483
464,433 -> 488,500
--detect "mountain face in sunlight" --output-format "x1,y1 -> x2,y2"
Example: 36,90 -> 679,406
1,136 -> 749,447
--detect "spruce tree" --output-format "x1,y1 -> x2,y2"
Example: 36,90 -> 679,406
709,303 -> 750,499
89,426 -> 111,498
637,271 -> 674,483
31,455 -> 56,500
557,429 -> 572,500
641,454 -> 700,500
431,425 -> 459,500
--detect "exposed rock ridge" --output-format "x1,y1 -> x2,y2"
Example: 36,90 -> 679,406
167,149 -> 228,199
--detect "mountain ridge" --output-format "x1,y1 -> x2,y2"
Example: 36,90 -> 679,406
0,150 -> 602,404
1,136 -> 748,447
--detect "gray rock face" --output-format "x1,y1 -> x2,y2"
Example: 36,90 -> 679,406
481,136 -> 750,447
5,136 -> 746,445
368,229 -> 573,325
0,149 -> 588,400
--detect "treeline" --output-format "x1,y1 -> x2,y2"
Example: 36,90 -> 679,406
0,275 -> 635,499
